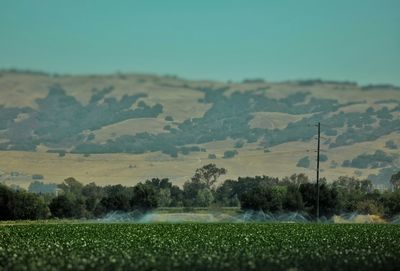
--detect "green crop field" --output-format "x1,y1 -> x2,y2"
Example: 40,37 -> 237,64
1,223 -> 400,271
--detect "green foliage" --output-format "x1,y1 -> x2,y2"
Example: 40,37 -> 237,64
195,188 -> 214,207
240,186 -> 284,212
131,183 -> 158,210
356,199 -> 383,215
49,195 -> 79,218
0,184 -> 49,220
143,178 -> 183,207
11,192 -> 49,220
299,183 -> 339,218
382,190 -> 400,216
2,224 -> 400,270
183,180 -> 207,207
0,185 -> 15,219
182,164 -> 227,207
100,185 -> 133,212
283,185 -> 304,211
81,182 -> 104,214
4,168 -> 400,220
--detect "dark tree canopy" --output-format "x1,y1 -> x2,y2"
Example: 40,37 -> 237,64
2,164 -> 400,221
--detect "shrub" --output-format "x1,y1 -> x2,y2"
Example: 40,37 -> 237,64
296,157 -> 310,168
234,140 -> 244,149
223,150 -> 238,159
320,154 -> 328,162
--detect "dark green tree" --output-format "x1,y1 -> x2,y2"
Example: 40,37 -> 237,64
283,185 -> 304,211
0,184 -> 14,220
240,186 -> 283,212
49,195 -> 76,218
299,183 -> 339,218
100,185 -> 132,212
12,191 -> 49,219
82,182 -> 104,215
131,183 -> 158,210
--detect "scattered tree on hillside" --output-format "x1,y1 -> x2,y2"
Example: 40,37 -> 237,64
223,150 -> 238,159
296,157 -> 310,168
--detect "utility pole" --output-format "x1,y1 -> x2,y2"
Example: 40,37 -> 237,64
316,122 -> 321,221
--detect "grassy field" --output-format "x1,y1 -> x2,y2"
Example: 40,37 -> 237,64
1,131 -> 398,188
1,223 -> 400,271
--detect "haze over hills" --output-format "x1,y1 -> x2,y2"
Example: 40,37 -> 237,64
0,70 -> 399,188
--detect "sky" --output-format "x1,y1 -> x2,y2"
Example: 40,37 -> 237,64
1,0 -> 399,85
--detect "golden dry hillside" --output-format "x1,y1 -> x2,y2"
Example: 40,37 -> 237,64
0,71 -> 399,188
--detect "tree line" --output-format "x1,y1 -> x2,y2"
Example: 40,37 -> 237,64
1,164 -> 400,220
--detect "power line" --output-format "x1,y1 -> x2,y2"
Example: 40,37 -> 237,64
316,122 -> 321,222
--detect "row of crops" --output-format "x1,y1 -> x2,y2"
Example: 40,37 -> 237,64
1,223 -> 400,270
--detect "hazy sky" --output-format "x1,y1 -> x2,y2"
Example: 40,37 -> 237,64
1,0 -> 399,85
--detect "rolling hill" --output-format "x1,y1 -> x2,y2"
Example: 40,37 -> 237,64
0,70 -> 399,188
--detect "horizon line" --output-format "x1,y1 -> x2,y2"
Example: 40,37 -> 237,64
1,67 -> 400,88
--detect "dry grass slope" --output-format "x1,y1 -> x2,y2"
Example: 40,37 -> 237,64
0,71 -> 399,187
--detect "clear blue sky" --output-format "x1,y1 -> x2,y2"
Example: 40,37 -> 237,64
1,0 -> 399,85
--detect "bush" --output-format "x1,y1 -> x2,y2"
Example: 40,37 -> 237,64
234,140 -> 244,149
223,150 -> 238,159
296,157 -> 310,168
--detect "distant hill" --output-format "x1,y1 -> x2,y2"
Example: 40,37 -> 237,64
0,70 -> 399,187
